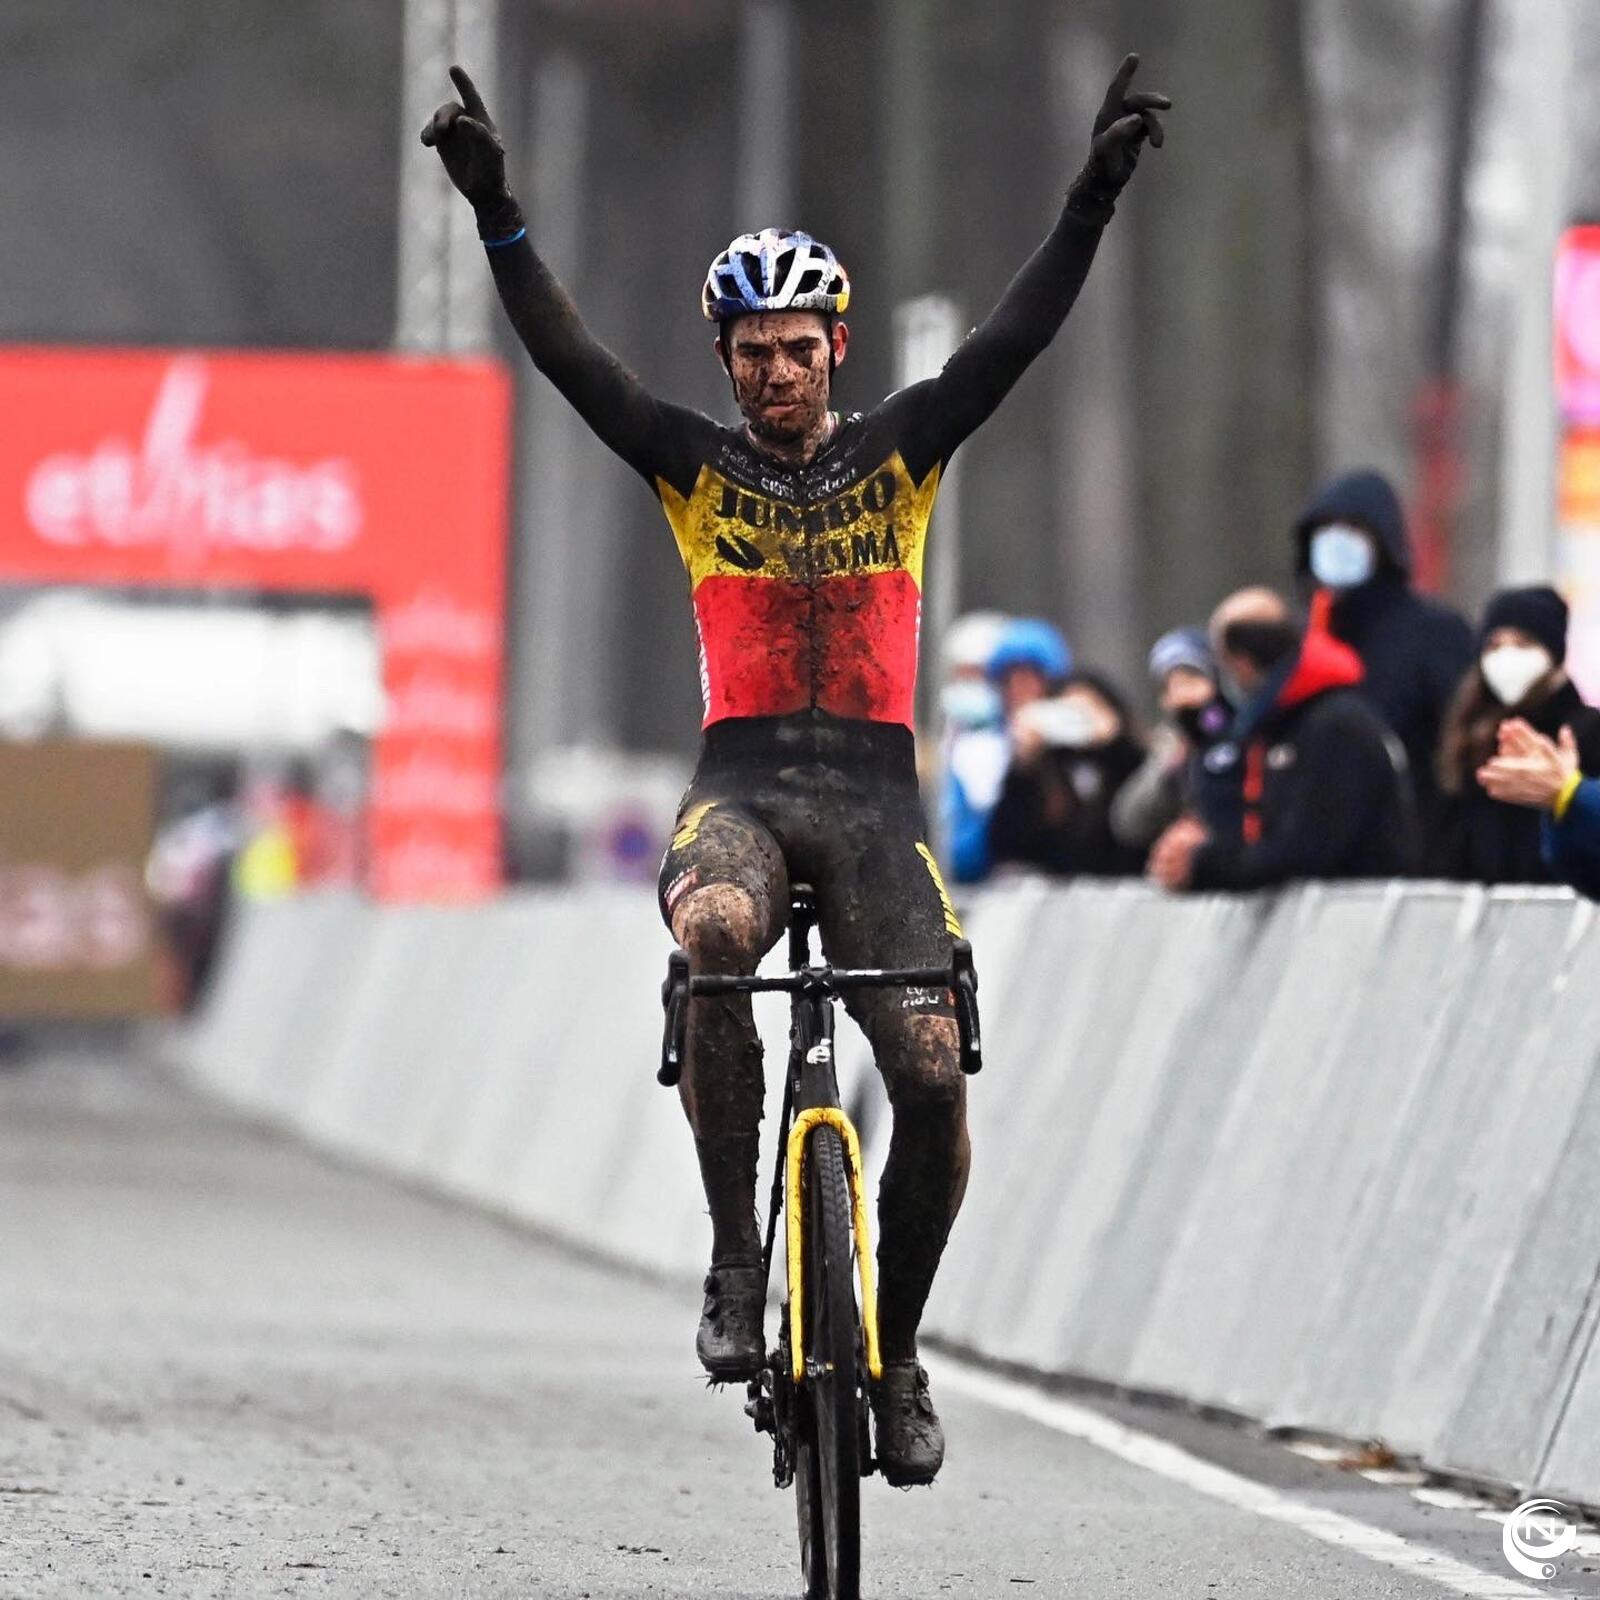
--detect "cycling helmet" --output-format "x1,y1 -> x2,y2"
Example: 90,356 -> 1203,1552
702,228 -> 851,322
986,618 -> 1073,687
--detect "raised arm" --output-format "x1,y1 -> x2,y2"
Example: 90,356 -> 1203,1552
421,67 -> 695,488
895,55 -> 1171,480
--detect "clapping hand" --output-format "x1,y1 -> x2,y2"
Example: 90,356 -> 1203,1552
1477,719 -> 1579,811
1149,815 -> 1209,891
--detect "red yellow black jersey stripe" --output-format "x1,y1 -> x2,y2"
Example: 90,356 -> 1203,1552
656,431 -> 942,727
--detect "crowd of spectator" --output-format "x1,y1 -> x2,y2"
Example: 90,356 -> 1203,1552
939,466 -> 1600,901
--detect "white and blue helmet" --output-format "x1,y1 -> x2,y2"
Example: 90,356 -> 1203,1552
702,228 -> 851,322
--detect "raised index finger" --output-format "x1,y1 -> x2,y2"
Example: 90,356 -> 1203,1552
449,64 -> 487,118
1110,52 -> 1141,94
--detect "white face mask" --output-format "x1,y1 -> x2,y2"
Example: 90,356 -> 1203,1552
1480,643 -> 1553,707
1308,523 -> 1378,590
941,678 -> 1002,730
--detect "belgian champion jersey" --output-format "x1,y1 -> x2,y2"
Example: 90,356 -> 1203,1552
653,405 -> 942,727
479,204 -> 1105,733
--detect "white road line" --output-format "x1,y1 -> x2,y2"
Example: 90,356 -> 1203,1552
1417,1487 -> 1498,1511
933,1361 -> 1547,1600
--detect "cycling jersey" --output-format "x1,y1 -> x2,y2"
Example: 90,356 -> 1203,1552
481,207 -> 1105,730
655,407 -> 939,726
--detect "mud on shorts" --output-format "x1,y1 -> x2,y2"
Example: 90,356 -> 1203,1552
657,711 -> 962,1020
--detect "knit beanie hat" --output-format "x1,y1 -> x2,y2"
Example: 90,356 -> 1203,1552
1481,585 -> 1568,662
1147,626 -> 1215,685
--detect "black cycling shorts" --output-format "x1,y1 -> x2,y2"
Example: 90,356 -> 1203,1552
657,712 -> 962,1016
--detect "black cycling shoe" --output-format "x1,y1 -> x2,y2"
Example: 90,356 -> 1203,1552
696,1260 -> 767,1380
870,1359 -> 945,1486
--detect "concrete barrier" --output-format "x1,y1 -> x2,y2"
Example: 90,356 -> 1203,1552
177,877 -> 1600,1507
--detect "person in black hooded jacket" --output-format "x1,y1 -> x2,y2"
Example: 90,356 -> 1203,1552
1292,468 -> 1473,836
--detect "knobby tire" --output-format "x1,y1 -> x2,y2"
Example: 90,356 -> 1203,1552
795,1124 -> 861,1600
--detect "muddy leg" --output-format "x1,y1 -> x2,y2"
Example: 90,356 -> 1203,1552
866,1010 -> 970,1361
672,881 -> 782,1263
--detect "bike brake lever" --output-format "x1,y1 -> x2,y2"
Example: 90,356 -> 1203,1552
951,940 -> 982,1075
659,950 -> 690,1086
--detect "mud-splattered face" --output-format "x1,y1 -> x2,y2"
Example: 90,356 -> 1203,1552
718,311 -> 849,451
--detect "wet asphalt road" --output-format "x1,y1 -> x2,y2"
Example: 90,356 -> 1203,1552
2,1045 -> 1595,1599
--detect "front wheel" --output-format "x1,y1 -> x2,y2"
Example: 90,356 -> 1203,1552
794,1124 -> 862,1600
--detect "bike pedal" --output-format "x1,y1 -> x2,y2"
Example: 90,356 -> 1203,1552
744,1370 -> 777,1435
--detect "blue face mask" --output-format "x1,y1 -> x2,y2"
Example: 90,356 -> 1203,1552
941,678 -> 1002,730
1309,523 -> 1378,590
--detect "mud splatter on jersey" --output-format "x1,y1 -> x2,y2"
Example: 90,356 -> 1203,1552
656,425 -> 942,726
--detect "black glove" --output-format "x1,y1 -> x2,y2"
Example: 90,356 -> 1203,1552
420,65 -> 522,239
1067,54 -> 1171,224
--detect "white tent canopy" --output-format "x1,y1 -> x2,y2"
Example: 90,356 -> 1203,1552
0,593 -> 384,753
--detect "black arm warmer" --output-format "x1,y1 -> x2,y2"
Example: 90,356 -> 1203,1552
482,215 -> 698,490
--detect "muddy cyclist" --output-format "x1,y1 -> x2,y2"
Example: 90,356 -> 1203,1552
423,52 -> 1170,1486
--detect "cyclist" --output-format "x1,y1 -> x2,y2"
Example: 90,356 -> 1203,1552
424,56 -> 1169,1486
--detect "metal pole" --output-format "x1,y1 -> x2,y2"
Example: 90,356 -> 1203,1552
1498,0 -> 1573,584
395,0 -> 498,353
896,294 -> 965,737
737,0 -> 795,226
513,49 -> 594,765
1410,0 -> 1487,595
884,0 -> 937,303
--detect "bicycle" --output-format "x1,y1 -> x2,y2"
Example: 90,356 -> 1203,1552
659,883 -> 981,1600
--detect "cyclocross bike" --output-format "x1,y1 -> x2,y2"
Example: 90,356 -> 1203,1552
659,883 -> 981,1600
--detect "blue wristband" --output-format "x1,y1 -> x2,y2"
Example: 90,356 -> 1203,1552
483,227 -> 526,251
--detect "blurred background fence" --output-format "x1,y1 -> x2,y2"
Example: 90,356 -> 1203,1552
178,878 -> 1600,1507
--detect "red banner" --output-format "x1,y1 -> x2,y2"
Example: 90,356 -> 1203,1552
0,347 -> 510,900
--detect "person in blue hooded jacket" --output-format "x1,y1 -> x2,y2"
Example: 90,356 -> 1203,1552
1478,718 -> 1600,900
1293,468 -> 1473,834
936,611 -> 1014,885
937,616 -> 1075,882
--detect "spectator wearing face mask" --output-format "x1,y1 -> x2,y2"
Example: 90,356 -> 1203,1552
937,610 -> 1013,884
1110,626 -> 1232,851
1433,585 -> 1600,884
1149,587 -> 1414,892
988,670 -> 1147,878
1293,469 -> 1473,835
1478,718 -> 1600,901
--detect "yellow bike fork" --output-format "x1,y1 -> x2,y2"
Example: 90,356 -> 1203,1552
785,1106 -> 883,1386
